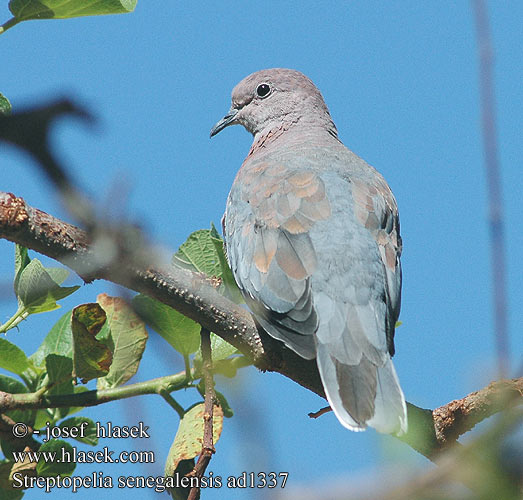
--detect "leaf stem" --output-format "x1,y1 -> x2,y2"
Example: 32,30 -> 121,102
0,370 -> 190,411
159,390 -> 185,419
0,17 -> 21,35
35,376 -> 50,397
183,354 -> 192,382
0,306 -> 27,333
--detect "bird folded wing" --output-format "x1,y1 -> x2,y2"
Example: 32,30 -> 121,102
351,175 -> 402,355
226,163 -> 331,358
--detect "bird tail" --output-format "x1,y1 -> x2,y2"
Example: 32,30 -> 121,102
316,343 -> 407,435
367,358 -> 407,434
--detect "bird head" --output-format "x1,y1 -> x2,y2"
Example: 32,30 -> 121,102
210,68 -> 337,139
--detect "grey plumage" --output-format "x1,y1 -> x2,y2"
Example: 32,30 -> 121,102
211,68 -> 407,434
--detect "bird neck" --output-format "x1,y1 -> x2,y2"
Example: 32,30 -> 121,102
248,117 -> 339,158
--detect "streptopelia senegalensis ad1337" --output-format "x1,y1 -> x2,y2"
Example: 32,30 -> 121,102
210,68 -> 407,435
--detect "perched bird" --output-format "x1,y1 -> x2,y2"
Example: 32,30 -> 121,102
211,69 -> 407,434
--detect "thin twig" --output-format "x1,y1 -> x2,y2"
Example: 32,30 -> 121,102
188,327 -> 216,500
308,406 -> 331,419
471,0 -> 509,378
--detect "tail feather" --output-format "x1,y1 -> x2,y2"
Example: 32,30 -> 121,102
316,342 -> 365,431
367,358 -> 407,435
335,355 -> 376,425
316,341 -> 407,435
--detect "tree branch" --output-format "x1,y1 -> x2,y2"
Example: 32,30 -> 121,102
0,191 -> 266,361
0,192 -> 521,462
399,377 -> 522,458
432,378 -> 522,445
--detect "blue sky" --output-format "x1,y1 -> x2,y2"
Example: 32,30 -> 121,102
0,2 -> 521,499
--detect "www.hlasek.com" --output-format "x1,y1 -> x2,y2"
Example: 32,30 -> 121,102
10,420 -> 289,493
12,445 -> 154,465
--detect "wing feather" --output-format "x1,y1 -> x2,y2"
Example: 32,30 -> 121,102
225,162 -> 330,358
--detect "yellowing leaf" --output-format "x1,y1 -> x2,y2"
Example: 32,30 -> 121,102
71,304 -> 113,383
96,294 -> 148,390
165,403 -> 223,476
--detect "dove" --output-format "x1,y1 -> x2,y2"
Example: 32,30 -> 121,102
211,68 -> 407,434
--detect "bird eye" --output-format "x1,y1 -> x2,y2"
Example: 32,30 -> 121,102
256,83 -> 271,98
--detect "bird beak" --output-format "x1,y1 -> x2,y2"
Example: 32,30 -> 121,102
210,107 -> 239,138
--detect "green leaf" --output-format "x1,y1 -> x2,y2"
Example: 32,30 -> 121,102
194,333 -> 239,367
31,310 -> 73,366
0,338 -> 29,375
165,403 -> 223,476
132,294 -> 200,355
173,226 -> 243,303
209,231 -> 244,303
209,333 -> 239,361
172,224 -> 243,304
71,304 -> 113,383
19,363 -> 45,394
33,408 -> 55,431
0,374 -> 27,395
0,93 -> 12,116
193,334 -> 239,379
215,390 -> 234,418
45,354 -> 73,414
172,228 -> 221,276
9,0 -> 137,21
45,354 -> 73,387
0,459 -> 24,500
44,267 -> 69,286
58,417 -> 98,446
0,246 -> 33,333
209,223 -> 220,239
36,439 -> 75,477
14,258 -> 79,316
96,294 -> 147,390
14,245 -> 30,286
213,356 -> 250,378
